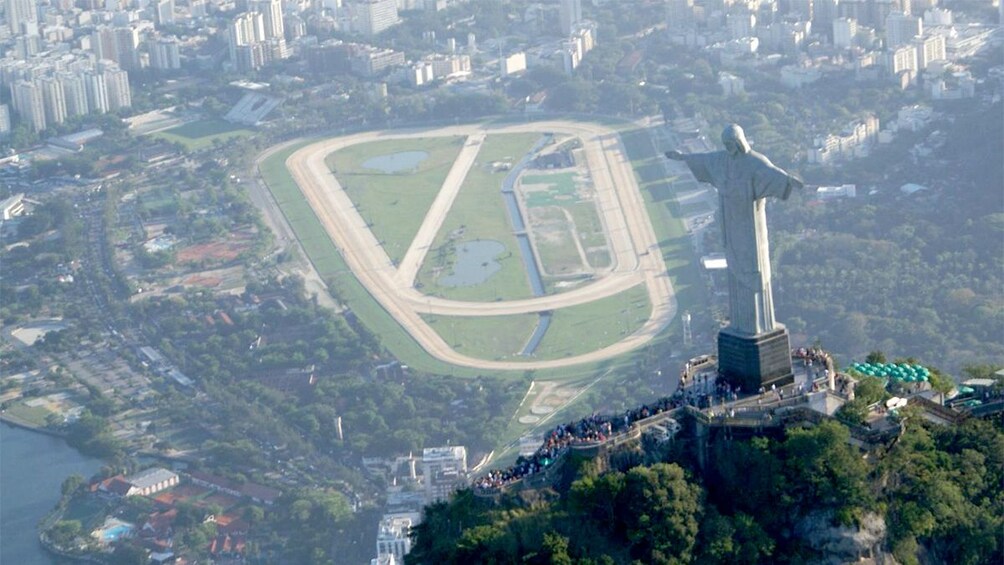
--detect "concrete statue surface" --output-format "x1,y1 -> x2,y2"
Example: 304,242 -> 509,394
667,124 -> 804,389
666,124 -> 803,336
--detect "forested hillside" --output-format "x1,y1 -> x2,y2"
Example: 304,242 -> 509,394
772,102 -> 1004,372
409,417 -> 1002,565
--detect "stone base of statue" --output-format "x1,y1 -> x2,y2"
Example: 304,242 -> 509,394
717,326 -> 794,392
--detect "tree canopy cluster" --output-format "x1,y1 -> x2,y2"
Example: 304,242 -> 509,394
409,418 -> 1002,565
772,102 -> 1004,372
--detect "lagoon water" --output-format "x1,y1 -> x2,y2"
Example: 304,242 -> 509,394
361,151 -> 429,173
1,424 -> 101,564
439,240 -> 506,287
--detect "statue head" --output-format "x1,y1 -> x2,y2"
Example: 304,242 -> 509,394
722,124 -> 751,156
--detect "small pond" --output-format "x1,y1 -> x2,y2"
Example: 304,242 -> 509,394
362,151 -> 429,173
438,240 -> 506,287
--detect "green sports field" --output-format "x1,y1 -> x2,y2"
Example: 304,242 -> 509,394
152,119 -> 253,151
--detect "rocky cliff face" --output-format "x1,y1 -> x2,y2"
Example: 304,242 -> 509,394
795,510 -> 899,565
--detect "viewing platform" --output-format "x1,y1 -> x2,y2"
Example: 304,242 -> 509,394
473,348 -> 1000,500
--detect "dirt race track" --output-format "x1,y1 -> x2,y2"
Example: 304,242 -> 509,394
282,121 -> 677,370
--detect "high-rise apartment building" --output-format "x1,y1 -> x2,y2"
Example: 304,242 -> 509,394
149,36 -> 181,70
155,0 -> 175,26
356,0 -> 399,37
833,17 -> 858,48
248,0 -> 283,39
84,70 -> 110,114
887,43 -> 918,74
59,73 -> 89,117
421,446 -> 467,503
229,11 -> 268,70
91,27 -> 119,61
375,513 -> 419,564
6,0 -> 38,35
11,80 -> 45,131
38,76 -> 66,126
559,0 -> 582,35
913,33 -> 945,69
103,65 -> 131,111
0,104 -> 11,139
114,27 -> 140,70
885,11 -> 922,47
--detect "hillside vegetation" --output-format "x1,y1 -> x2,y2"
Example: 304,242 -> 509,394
409,417 -> 1002,565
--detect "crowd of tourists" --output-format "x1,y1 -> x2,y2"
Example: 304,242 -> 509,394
474,395 -> 688,492
475,348 -> 839,493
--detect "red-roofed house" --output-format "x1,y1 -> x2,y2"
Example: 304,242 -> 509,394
142,508 -> 178,539
209,533 -> 246,558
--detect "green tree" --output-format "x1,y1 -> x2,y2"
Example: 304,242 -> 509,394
620,464 -> 703,564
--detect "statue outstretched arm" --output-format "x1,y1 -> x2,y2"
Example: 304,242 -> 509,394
665,150 -> 718,185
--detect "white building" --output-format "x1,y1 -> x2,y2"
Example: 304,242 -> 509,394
229,12 -> 270,71
913,33 -> 945,70
375,512 -> 420,564
422,446 -> 467,503
808,115 -> 880,163
127,468 -> 179,496
84,70 -> 110,114
249,0 -> 284,39
103,66 -> 131,111
0,192 -> 25,220
428,54 -> 470,80
0,104 -> 10,139
356,0 -> 399,37
501,51 -> 526,76
6,0 -> 38,35
718,71 -> 745,96
815,184 -> 857,200
886,44 -> 918,82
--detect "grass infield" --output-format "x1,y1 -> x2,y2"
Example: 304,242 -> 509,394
152,119 -> 253,151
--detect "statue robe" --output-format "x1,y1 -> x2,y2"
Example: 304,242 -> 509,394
681,149 -> 798,336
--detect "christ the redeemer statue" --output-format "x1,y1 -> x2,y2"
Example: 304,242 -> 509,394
667,124 -> 803,388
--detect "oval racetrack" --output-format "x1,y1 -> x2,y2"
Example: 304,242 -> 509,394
284,121 -> 677,370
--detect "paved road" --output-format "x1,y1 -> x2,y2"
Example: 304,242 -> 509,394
279,120 -> 677,370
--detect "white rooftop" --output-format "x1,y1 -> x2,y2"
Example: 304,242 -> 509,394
422,446 -> 466,462
126,468 -> 178,490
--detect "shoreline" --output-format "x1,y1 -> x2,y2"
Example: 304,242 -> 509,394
0,413 -> 68,438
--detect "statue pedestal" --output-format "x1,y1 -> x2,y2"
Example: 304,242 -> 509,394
717,326 -> 794,392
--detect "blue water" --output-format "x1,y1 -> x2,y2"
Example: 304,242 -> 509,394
1,424 -> 102,564
521,313 -> 553,356
102,524 -> 134,542
361,151 -> 429,173
439,239 -> 506,287
500,135 -> 553,355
